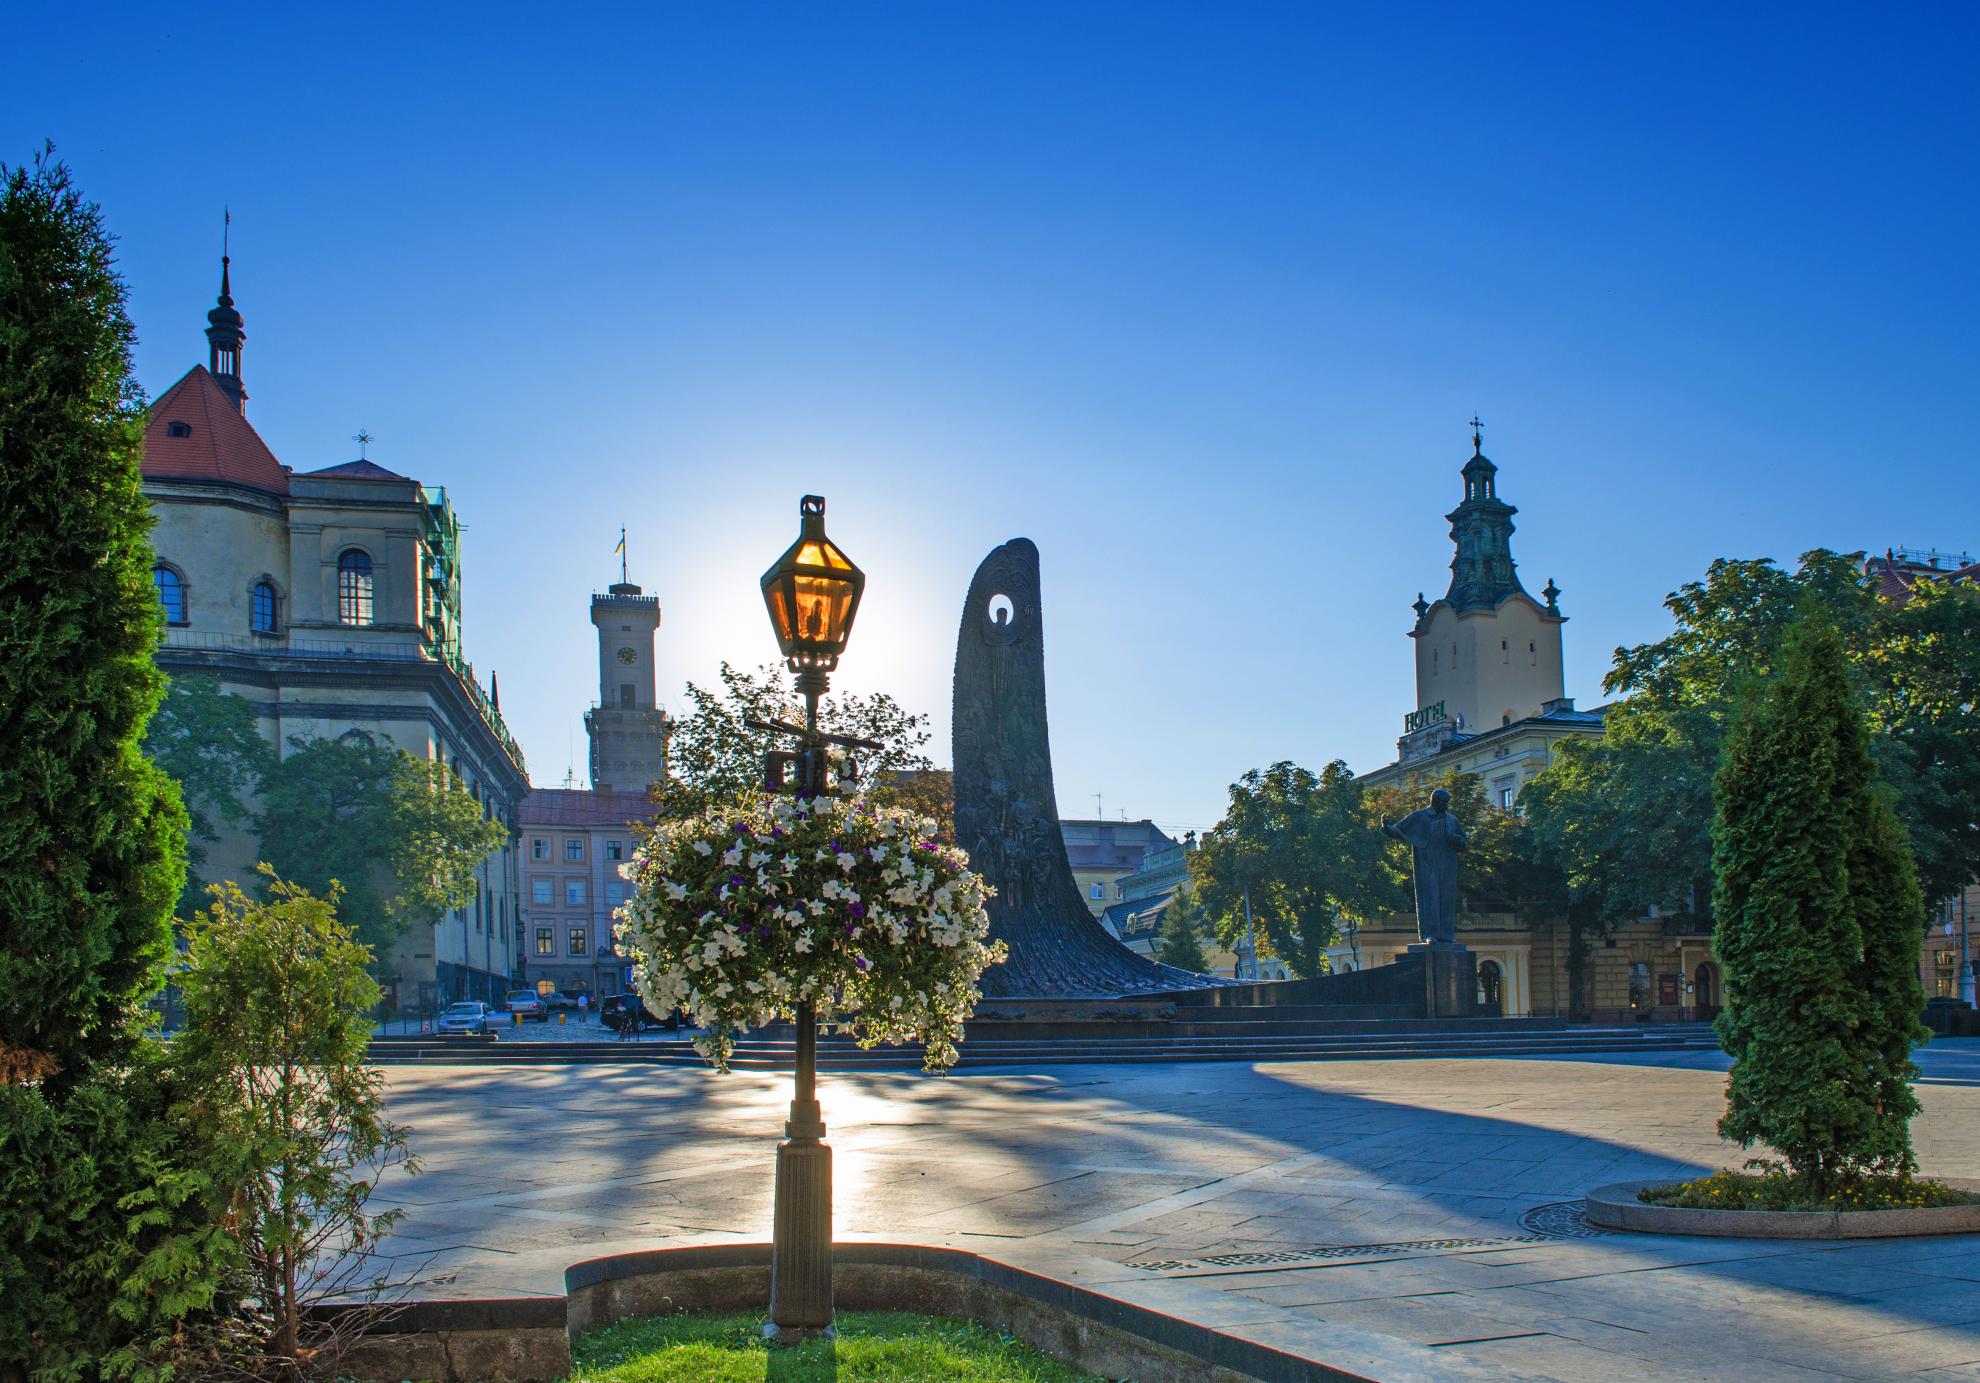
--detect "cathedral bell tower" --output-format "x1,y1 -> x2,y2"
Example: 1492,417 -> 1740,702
1404,424 -> 1567,749
584,553 -> 672,793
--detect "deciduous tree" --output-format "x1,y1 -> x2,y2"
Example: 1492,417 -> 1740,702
144,674 -> 272,912
659,661 -> 936,817
1190,761 -> 1387,978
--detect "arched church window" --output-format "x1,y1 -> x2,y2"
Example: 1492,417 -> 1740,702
338,549 -> 375,627
152,564 -> 187,624
251,579 -> 278,633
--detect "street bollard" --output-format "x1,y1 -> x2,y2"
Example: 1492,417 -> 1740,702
559,1011 -> 566,1024
512,1011 -> 521,1027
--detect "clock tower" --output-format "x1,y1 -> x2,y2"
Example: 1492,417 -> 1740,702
585,578 -> 671,793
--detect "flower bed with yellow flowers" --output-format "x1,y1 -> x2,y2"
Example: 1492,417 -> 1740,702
1641,1166 -> 1980,1212
616,793 -> 1004,1071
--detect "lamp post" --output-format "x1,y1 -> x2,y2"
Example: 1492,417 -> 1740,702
757,494 -> 865,1341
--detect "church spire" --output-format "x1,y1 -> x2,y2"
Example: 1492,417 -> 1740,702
205,210 -> 247,413
1443,419 -> 1527,611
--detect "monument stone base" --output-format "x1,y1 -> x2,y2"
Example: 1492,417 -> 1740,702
1407,941 -> 1478,1018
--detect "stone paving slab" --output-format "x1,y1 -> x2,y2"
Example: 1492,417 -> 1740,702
373,1040 -> 1980,1380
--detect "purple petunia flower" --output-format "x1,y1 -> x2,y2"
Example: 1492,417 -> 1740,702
730,875 -> 746,887
848,901 -> 865,918
855,955 -> 871,971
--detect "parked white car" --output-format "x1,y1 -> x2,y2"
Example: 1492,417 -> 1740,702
437,1001 -> 498,1035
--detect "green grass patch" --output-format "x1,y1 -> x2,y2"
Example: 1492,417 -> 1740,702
565,1310 -> 1109,1382
1640,1169 -> 1979,1212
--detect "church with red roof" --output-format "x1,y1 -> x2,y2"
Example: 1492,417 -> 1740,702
142,251 -> 528,1012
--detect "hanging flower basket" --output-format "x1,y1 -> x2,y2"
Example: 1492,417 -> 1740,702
616,794 -> 1004,1071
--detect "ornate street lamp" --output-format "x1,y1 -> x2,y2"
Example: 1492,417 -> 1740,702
758,494 -> 865,1340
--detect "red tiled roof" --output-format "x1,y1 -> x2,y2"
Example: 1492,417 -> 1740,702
141,366 -> 289,494
521,787 -> 663,828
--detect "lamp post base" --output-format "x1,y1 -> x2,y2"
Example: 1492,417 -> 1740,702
768,1133 -> 833,1331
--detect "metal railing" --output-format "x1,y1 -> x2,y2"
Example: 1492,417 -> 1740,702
158,629 -> 526,773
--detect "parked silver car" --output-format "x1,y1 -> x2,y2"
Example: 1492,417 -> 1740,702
505,990 -> 549,1021
437,1001 -> 498,1035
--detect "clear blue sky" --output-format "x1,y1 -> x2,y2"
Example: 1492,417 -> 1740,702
11,3 -> 1977,837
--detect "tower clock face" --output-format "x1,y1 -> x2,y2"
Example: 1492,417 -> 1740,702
616,646 -> 637,665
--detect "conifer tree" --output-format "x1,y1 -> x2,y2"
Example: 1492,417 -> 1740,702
0,148 -> 185,1083
1154,883 -> 1208,973
1712,613 -> 1927,1194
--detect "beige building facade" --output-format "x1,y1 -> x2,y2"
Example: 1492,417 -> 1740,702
1344,431 -> 1717,1022
142,262 -> 526,1011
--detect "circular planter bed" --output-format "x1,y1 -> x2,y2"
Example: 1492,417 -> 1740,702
1585,1178 -> 1980,1239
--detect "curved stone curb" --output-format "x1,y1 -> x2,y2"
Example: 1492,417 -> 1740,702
1585,1178 -> 1980,1239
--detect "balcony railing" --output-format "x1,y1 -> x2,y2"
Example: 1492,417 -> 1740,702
158,629 -> 526,774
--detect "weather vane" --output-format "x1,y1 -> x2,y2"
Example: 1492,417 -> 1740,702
353,429 -> 373,458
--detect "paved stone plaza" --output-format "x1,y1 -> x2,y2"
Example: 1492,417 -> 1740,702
376,1044 -> 1980,1381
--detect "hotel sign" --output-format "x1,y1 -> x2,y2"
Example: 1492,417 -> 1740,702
1403,700 -> 1449,734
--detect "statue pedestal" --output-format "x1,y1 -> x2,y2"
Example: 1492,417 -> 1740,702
1409,942 -> 1478,1018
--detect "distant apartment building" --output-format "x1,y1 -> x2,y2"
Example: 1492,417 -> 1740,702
516,789 -> 659,998
141,257 -> 526,1010
1059,818 -> 1178,917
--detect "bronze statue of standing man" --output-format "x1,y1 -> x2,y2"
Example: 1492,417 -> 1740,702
1381,787 -> 1468,943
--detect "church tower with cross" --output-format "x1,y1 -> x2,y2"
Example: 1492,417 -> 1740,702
1405,422 -> 1568,741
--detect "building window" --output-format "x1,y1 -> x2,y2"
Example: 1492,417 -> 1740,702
1499,785 -> 1516,808
565,838 -> 584,861
534,926 -> 554,956
531,837 -> 548,861
565,878 -> 587,905
1935,949 -> 1957,998
1089,883 -> 1104,900
531,879 -> 552,905
338,549 -> 375,626
619,683 -> 634,708
250,579 -> 278,632
606,840 -> 624,862
152,564 -> 187,624
606,880 -> 628,906
165,420 -> 192,438
568,926 -> 588,956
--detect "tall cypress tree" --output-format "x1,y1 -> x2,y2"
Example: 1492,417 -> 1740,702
0,149 -> 185,1085
1712,612 -> 1927,1195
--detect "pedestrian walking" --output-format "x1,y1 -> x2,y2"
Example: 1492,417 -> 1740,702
577,990 -> 590,1023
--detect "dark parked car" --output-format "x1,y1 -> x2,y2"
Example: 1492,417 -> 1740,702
602,993 -> 678,1036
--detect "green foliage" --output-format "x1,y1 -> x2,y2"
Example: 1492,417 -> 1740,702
1152,881 -> 1208,972
1712,614 -> 1930,1193
1525,551 -> 1980,929
385,754 -> 510,925
168,872 -> 418,1373
0,1064 -> 239,1383
658,661 -> 934,818
1191,761 -> 1388,978
255,732 -> 507,956
143,675 -> 272,912
0,147 -> 186,1083
568,1311 -> 1103,1383
1641,1167 -> 1975,1212
1365,770 -> 1563,918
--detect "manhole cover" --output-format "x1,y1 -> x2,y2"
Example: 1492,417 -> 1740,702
1517,1200 -> 1609,1239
